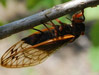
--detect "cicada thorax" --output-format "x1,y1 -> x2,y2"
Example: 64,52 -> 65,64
22,24 -> 73,46
0,10 -> 85,68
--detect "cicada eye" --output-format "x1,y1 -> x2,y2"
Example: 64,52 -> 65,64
72,12 -> 85,23
76,16 -> 84,22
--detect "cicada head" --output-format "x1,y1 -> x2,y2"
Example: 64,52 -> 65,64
72,10 -> 85,23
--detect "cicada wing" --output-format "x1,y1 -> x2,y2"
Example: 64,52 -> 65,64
1,35 -> 74,68
1,41 -> 32,68
1,47 -> 49,68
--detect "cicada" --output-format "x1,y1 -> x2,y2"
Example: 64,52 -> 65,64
0,10 -> 85,68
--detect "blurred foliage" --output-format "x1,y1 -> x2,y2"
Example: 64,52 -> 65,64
85,6 -> 99,21
89,21 -> 99,72
26,0 -> 43,10
26,0 -> 70,10
0,0 -> 70,9
89,46 -> 99,72
0,0 -> 6,6
90,21 -> 99,47
86,6 -> 99,71
0,21 -> 4,26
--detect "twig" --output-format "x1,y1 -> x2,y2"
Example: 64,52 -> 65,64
0,0 -> 99,39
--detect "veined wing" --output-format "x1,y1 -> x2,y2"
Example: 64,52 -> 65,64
1,35 -> 74,68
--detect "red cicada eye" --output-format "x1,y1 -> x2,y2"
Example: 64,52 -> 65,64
72,10 -> 85,23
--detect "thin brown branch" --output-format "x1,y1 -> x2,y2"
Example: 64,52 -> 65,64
0,0 -> 99,39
